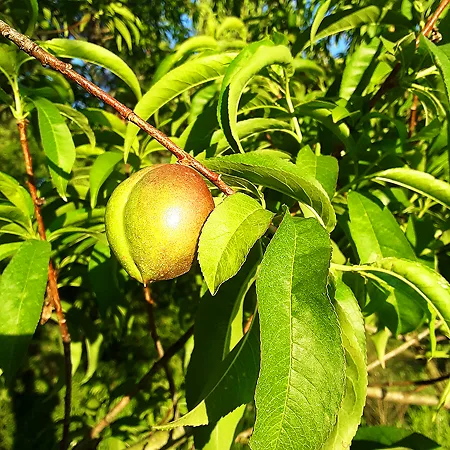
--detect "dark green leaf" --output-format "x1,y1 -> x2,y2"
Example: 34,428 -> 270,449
89,151 -> 123,209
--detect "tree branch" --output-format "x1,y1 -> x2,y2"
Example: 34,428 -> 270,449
369,0 -> 450,110
0,20 -> 234,196
366,386 -> 450,409
17,119 -> 72,450
143,285 -> 178,416
370,372 -> 450,388
367,324 -> 441,372
89,325 -> 194,440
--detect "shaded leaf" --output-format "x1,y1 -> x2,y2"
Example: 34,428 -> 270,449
89,151 -> 123,209
373,168 -> 450,209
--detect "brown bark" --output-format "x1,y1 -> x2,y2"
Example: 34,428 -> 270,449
0,20 -> 234,196
17,119 -> 72,450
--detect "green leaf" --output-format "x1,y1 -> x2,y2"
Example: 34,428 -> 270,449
152,36 -> 219,85
42,39 -> 141,99
56,104 -> 96,149
340,37 -> 380,100
422,38 -> 450,107
211,118 -> 300,154
202,406 -> 246,450
251,215 -> 345,450
205,153 -> 336,231
353,426 -> 440,449
156,319 -> 259,430
347,191 -> 416,263
323,279 -> 367,449
88,240 -> 120,317
296,146 -> 338,198
198,193 -> 273,294
0,240 -> 51,385
218,42 -> 294,153
352,258 -> 450,335
34,97 -> 76,200
113,17 -> 133,52
0,242 -> 23,263
89,151 -> 123,209
310,0 -> 332,46
0,172 -> 34,219
373,168 -> 450,209
25,0 -> 39,35
294,101 -> 355,150
82,333 -> 103,383
186,248 -> 259,447
124,53 -> 235,159
82,108 -> 127,135
305,6 -> 380,50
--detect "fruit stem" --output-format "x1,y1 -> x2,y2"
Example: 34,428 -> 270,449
0,20 -> 235,196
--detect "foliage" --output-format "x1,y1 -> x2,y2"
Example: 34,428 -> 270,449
1,0 -> 450,449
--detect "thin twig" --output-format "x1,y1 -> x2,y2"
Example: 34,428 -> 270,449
367,324 -> 441,372
143,285 -> 178,416
408,94 -> 419,137
17,119 -> 72,450
369,0 -> 450,110
370,372 -> 450,388
89,325 -> 194,439
366,386 -> 450,409
0,20 -> 234,196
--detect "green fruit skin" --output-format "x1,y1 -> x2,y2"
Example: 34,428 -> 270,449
105,164 -> 215,284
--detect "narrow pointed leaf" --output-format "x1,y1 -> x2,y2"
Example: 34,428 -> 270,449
348,191 -> 416,263
205,153 -> 336,231
0,172 -> 34,219
340,37 -> 380,100
43,39 -> 141,99
218,43 -> 294,153
323,279 -> 367,449
34,97 -> 76,200
367,258 -> 450,335
56,104 -> 96,148
124,53 -> 234,157
198,193 -> 273,294
373,168 -> 450,209
252,215 -> 345,450
89,151 -> 123,209
0,240 -> 51,385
